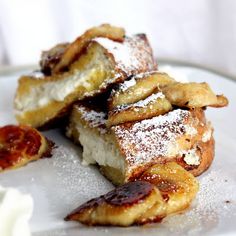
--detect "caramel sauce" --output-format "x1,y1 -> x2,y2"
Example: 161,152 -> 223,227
104,181 -> 153,206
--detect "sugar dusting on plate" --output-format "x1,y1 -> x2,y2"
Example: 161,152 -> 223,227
162,170 -> 236,235
51,145 -> 113,207
33,144 -> 236,236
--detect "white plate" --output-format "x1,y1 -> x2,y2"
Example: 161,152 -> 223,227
0,63 -> 236,236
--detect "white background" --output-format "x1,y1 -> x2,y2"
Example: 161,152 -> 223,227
0,0 -> 235,78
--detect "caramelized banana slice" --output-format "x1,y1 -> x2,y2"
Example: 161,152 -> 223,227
211,95 -> 229,107
108,72 -> 174,110
65,181 -> 165,226
0,125 -> 53,172
107,92 -> 172,127
139,162 -> 199,215
161,82 -> 228,108
53,24 -> 125,74
40,43 -> 69,75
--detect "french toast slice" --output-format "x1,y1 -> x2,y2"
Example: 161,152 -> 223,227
67,103 -> 214,185
15,30 -> 156,129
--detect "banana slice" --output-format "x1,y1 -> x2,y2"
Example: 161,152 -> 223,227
65,163 -> 199,226
65,181 -> 165,226
161,82 -> 228,108
53,24 -> 125,74
139,162 -> 199,215
40,43 -> 69,75
0,125 -> 53,172
107,92 -> 172,127
108,72 -> 174,110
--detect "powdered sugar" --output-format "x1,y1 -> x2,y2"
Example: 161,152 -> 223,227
117,71 -> 166,93
185,125 -> 198,136
113,109 -> 191,170
52,145 -> 113,207
133,92 -> 165,107
95,35 -> 157,76
76,105 -> 107,134
119,77 -> 137,92
115,92 -> 165,112
162,170 -> 236,235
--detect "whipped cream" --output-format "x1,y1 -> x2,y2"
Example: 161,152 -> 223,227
0,186 -> 33,236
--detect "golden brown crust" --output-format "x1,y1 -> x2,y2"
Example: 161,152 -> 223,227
112,108 -> 208,182
95,34 -> 157,79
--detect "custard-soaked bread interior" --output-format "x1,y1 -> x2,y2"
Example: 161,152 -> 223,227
65,163 -> 199,226
14,24 -> 156,128
0,125 -> 53,172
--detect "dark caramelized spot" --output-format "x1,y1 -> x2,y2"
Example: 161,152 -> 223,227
40,43 -> 69,75
0,125 -> 42,169
104,181 -> 153,206
65,181 -> 154,221
65,197 -> 103,220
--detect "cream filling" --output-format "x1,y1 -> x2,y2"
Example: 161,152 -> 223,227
15,68 -> 99,112
181,149 -> 200,166
0,186 -> 33,236
15,46 -> 113,113
75,123 -> 125,174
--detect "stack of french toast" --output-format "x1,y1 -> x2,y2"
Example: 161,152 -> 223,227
14,24 -> 228,226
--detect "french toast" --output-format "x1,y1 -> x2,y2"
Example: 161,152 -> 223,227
14,25 -> 156,129
66,70 -> 228,185
67,102 -> 214,185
